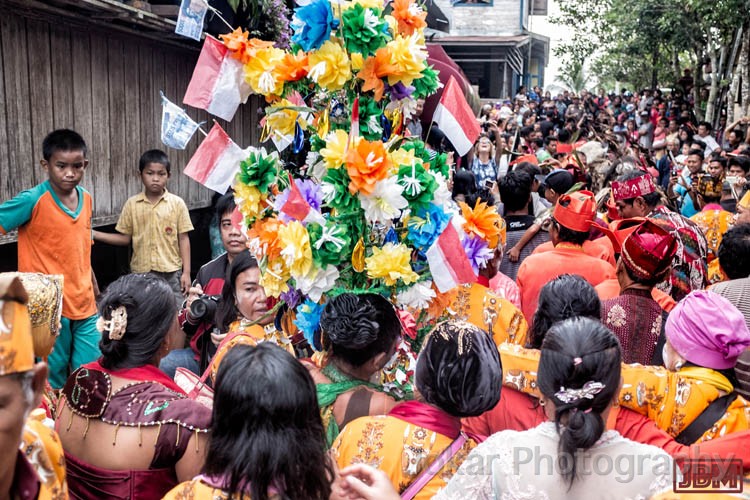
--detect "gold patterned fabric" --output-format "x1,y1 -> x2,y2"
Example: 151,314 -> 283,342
11,273 -> 63,359
0,275 -> 34,376
18,410 -> 68,499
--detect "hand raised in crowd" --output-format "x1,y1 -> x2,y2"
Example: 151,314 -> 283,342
332,464 -> 400,500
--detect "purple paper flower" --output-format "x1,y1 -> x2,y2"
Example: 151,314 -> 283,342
273,178 -> 324,223
462,234 -> 494,274
280,288 -> 302,310
387,82 -> 415,101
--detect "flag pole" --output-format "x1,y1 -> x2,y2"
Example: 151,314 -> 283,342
205,2 -> 234,32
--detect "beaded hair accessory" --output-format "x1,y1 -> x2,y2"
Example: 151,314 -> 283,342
555,381 -> 606,404
96,306 -> 128,340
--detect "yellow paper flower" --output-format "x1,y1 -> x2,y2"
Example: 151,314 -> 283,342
386,33 -> 426,86
307,41 -> 351,91
320,129 -> 353,170
366,242 -> 418,286
352,0 -> 382,9
277,221 -> 313,279
266,99 -> 303,137
389,147 -> 418,169
234,183 -> 264,219
350,52 -> 365,71
244,47 -> 286,96
260,260 -> 290,298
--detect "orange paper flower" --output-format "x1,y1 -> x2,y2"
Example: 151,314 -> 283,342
391,0 -> 427,36
345,139 -> 393,195
277,51 -> 309,82
459,199 -> 502,248
358,47 -> 397,101
247,217 -> 283,261
220,28 -> 275,64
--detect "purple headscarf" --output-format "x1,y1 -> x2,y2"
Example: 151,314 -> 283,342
666,290 -> 750,370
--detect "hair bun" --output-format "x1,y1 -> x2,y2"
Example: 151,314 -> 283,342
320,295 -> 379,349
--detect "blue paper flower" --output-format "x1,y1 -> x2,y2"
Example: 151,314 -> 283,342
407,203 -> 450,251
294,299 -> 326,351
462,234 -> 494,274
290,0 -> 339,52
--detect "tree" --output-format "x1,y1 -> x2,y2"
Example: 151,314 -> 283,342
556,59 -> 591,93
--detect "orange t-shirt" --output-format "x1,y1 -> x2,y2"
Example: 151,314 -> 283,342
532,238 -> 616,266
0,181 -> 96,319
517,245 -> 616,322
595,278 -> 677,313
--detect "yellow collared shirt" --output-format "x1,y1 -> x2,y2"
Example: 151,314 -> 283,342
115,190 -> 193,273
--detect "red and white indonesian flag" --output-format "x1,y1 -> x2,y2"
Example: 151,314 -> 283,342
426,221 -> 476,293
183,36 -> 251,122
432,76 -> 481,156
184,123 -> 246,193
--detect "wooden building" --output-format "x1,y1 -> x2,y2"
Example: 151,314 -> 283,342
0,0 -> 262,246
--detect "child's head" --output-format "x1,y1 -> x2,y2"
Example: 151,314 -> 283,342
138,150 -> 170,196
216,192 -> 247,257
41,129 -> 89,192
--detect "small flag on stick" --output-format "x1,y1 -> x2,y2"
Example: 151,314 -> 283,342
184,122 -> 247,193
426,221 -> 476,293
432,76 -> 481,156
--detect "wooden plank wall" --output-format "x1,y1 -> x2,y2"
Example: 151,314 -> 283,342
0,7 -> 262,237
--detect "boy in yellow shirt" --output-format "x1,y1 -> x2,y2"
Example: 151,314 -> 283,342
94,150 -> 193,305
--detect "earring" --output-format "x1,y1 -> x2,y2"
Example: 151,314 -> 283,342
539,399 -> 546,407
675,361 -> 684,371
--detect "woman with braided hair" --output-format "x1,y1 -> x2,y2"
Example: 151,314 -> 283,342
438,317 -> 674,499
302,292 -> 401,446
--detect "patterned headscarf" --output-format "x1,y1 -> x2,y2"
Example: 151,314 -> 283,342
0,275 -> 34,376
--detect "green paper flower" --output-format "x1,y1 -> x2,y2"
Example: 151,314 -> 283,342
340,4 -> 389,57
402,140 -> 431,164
397,163 -> 437,210
430,152 -> 451,178
322,167 -> 360,214
357,96 -> 385,141
238,148 -> 280,194
308,220 -> 353,266
413,65 -> 440,99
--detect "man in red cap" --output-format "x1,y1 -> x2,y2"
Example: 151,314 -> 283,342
516,191 -> 616,322
611,169 -> 708,302
601,220 -> 678,365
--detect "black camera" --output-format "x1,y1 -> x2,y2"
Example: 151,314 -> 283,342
189,295 -> 220,322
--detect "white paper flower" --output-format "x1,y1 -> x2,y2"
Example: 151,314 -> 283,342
296,264 -> 340,302
396,280 -> 436,309
359,177 -> 408,224
431,172 -> 453,209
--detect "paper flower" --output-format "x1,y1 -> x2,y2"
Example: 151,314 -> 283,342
265,102 -> 304,138
341,4 -> 389,56
278,221 -> 314,279
413,64 -> 441,99
366,242 -> 419,286
293,298 -> 326,351
290,0 -> 338,52
358,47 -> 396,101
397,163 -> 437,210
308,221 -> 352,266
391,0 -> 427,36
220,28 -> 274,64
357,96 -> 385,141
385,81 -> 414,101
459,199 -> 503,248
244,47 -> 286,96
307,41 -> 352,91
238,148 -> 280,194
351,0 -> 383,9
296,265 -> 340,302
430,172 -> 454,209
396,280 -> 436,309
386,33 -> 426,86
246,216 -> 283,261
319,129 -> 352,170
322,168 -> 361,214
276,51 -> 309,82
345,139 -> 393,195
462,234 -> 494,273
406,202 -> 450,250
359,176 -> 409,224
234,183 -> 265,220
260,260 -> 290,298
273,178 -> 324,223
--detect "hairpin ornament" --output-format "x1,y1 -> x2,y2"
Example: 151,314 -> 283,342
555,381 -> 605,404
96,306 -> 128,340
573,357 -> 583,366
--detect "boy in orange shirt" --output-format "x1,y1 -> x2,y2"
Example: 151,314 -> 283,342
0,129 -> 99,388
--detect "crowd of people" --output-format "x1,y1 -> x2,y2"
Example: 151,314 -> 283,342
1,80 -> 750,499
